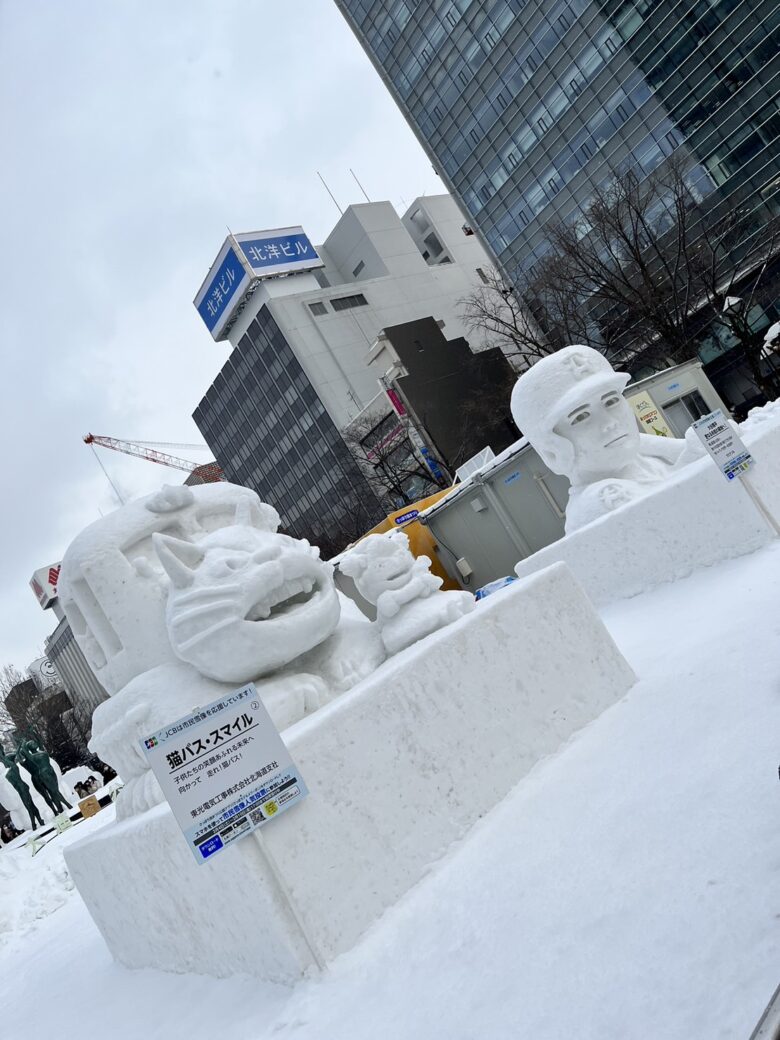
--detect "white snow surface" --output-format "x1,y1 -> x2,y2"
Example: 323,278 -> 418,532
2,542 -> 780,1039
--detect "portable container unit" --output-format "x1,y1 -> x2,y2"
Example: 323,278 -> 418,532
419,441 -> 569,591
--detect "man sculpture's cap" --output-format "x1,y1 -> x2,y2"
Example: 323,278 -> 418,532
511,345 -> 630,440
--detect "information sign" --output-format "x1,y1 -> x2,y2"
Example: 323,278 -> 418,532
234,227 -> 323,276
194,244 -> 252,339
141,684 -> 307,864
54,813 -> 74,834
692,409 -> 754,481
78,795 -> 101,819
393,509 -> 419,525
626,391 -> 673,437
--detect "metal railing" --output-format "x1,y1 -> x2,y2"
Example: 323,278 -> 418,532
749,982 -> 780,1040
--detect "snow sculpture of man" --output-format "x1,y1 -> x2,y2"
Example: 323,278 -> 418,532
58,483 -> 384,819
339,530 -> 475,655
510,345 -> 705,532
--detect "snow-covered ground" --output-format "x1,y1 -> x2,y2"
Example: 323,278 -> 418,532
2,543 -> 779,1039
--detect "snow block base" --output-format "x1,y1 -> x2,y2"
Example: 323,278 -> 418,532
514,414 -> 780,606
65,562 -> 635,981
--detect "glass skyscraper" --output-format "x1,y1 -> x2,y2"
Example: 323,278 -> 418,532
335,0 -> 780,280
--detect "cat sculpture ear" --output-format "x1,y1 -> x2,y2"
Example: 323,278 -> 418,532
153,533 -> 205,589
338,552 -> 368,579
233,497 -> 280,532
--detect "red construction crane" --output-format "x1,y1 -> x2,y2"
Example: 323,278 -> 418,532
83,434 -> 223,483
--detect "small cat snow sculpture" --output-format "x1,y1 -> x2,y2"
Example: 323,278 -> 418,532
339,530 -> 474,655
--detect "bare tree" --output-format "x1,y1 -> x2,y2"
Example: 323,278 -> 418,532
0,664 -> 86,768
342,413 -> 441,508
461,160 -> 780,394
460,268 -> 560,368
0,664 -> 25,739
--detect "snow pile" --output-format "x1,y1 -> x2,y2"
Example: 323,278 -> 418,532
2,544 -> 780,1038
64,562 -> 633,980
63,766 -> 103,792
260,542 -> 780,1040
0,832 -> 73,946
0,803 -> 121,950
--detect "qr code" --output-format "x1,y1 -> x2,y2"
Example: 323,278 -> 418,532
249,807 -> 265,826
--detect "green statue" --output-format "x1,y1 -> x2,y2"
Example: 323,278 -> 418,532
17,740 -> 72,815
0,747 -> 45,831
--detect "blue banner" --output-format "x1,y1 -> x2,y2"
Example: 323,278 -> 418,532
238,231 -> 320,272
196,247 -> 246,333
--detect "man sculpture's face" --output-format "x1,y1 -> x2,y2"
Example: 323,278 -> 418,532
553,388 -> 640,484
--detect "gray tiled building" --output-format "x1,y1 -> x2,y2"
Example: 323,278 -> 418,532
193,306 -> 386,549
46,617 -> 108,737
334,0 -> 780,278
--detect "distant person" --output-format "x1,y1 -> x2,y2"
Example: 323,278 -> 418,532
1,821 -> 23,843
93,760 -> 117,783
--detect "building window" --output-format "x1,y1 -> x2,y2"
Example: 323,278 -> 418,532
424,232 -> 444,257
308,301 -> 328,316
476,267 -> 490,284
330,293 -> 369,311
352,260 -> 365,277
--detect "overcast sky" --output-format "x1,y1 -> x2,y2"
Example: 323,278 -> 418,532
0,1 -> 440,669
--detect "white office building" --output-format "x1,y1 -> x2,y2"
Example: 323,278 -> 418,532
193,194 -> 496,543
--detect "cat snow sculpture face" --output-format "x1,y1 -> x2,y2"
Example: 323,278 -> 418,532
340,531 -> 417,605
153,505 -> 340,683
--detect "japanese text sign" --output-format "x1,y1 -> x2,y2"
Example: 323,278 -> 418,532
194,245 -> 251,339
234,228 -> 323,275
626,391 -> 673,438
692,409 -> 754,481
141,684 -> 308,864
195,226 -> 323,341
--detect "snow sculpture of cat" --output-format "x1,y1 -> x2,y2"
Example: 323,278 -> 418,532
339,530 -> 475,655
58,483 -> 383,819
154,497 -> 341,683
510,345 -> 707,532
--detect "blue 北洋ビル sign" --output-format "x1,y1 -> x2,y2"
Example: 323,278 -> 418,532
195,246 -> 249,335
236,229 -> 322,274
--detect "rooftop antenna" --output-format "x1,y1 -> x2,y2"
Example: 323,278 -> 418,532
316,171 -> 343,215
350,168 -> 371,203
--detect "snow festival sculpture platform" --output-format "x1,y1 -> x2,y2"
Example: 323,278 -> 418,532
509,347 -> 780,605
61,482 -> 635,981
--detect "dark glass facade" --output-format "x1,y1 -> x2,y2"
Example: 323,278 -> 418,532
335,0 -> 780,276
193,306 -> 385,547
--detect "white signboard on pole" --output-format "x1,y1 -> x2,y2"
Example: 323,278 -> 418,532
692,409 -> 754,481
141,684 -> 308,864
